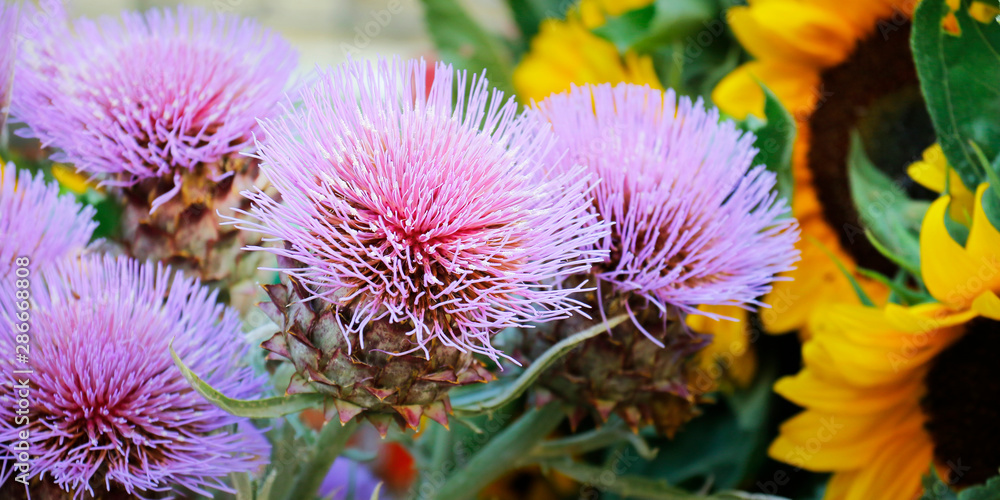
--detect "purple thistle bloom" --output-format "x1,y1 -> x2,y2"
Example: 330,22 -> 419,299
319,458 -> 384,500
532,84 -> 799,335
0,255 -> 270,498
0,165 -> 97,278
13,3 -> 296,194
233,58 -> 607,362
0,1 -> 18,131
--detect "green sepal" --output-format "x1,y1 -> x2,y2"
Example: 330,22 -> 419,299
912,0 -> 1000,190
591,4 -> 657,51
808,236 -> 875,307
751,83 -> 796,206
169,339 -> 324,418
847,130 -> 925,274
451,314 -> 629,415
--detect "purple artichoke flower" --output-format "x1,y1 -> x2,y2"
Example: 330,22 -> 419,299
0,255 -> 270,498
533,83 -> 800,337
0,165 -> 97,278
234,58 -> 607,363
13,3 -> 295,191
319,458 -> 383,500
0,1 -> 18,131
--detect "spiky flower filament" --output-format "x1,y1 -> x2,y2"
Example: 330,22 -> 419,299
235,58 -> 608,362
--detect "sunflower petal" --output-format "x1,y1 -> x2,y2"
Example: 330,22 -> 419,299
920,195 -> 982,306
712,60 -> 819,120
728,2 -> 857,68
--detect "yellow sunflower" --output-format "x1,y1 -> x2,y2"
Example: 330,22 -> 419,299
712,0 -> 929,335
769,300 -> 1000,498
919,182 -> 1000,319
512,0 -> 660,103
904,141 -> 1000,318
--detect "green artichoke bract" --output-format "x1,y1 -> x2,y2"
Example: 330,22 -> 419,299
260,275 -> 494,436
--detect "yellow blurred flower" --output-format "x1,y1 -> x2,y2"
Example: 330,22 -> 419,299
512,0 -> 660,103
769,299 -> 1000,498
687,305 -> 757,389
711,0 -> 924,335
51,164 -> 94,194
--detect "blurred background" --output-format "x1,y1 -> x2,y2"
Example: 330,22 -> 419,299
69,0 -> 514,72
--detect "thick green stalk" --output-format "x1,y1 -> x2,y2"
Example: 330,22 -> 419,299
283,419 -> 360,500
430,404 -> 565,500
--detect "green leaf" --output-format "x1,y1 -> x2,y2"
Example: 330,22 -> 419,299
540,458 -> 698,499
432,404 -> 567,500
920,467 -> 959,500
419,0 -> 516,99
968,140 -> 1000,230
451,314 -> 629,415
231,472 -> 254,500
959,475 -> 1000,499
751,84 -> 796,205
912,0 -> 1000,190
847,130 -> 927,274
592,5 -> 657,51
504,0 -> 569,42
631,0 -> 717,54
369,483 -> 384,500
856,267 -> 933,305
169,340 -> 324,418
282,419 -> 360,500
531,418 -> 658,460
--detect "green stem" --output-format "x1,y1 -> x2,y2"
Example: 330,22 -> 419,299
430,404 -> 566,500
283,419 -> 360,500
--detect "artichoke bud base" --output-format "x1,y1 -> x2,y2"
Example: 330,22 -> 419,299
119,155 -> 273,312
259,276 -> 494,437
523,297 -> 714,437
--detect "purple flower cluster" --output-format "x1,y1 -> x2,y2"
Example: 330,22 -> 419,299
13,4 -> 296,189
0,255 -> 270,498
533,83 -> 799,331
233,58 -> 607,362
0,165 -> 97,278
0,1 -> 18,131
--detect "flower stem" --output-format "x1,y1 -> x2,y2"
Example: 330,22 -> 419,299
283,418 -> 360,500
429,403 -> 565,500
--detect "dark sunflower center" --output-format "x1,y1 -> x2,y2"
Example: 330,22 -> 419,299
922,319 -> 1000,487
807,20 -> 936,275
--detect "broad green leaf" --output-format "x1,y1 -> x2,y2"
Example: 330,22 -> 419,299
847,131 -> 926,274
170,340 -> 324,418
452,314 -> 629,415
920,468 -> 959,500
912,0 -> 1000,190
752,84 -> 796,205
419,0 -> 516,98
631,0 -> 717,54
959,475 -> 1000,499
